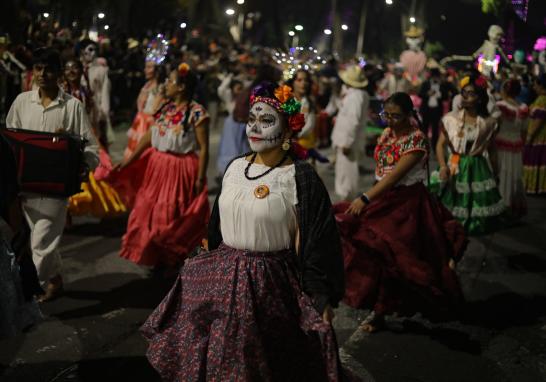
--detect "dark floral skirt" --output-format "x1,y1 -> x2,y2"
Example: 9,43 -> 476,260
141,243 -> 341,381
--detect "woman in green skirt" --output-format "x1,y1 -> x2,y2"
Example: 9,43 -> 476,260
434,74 -> 505,235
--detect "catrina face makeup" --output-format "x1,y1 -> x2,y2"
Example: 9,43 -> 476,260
246,102 -> 284,152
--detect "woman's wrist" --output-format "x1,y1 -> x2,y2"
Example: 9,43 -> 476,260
359,193 -> 370,204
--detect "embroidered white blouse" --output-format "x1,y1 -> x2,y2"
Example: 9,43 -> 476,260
219,157 -> 298,252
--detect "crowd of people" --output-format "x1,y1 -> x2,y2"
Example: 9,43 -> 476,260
1,15 -> 546,381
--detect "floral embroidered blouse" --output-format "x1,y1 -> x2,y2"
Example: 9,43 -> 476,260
151,101 -> 209,154
374,127 -> 429,185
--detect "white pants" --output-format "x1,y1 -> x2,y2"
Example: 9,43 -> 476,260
21,195 -> 67,286
335,147 -> 360,201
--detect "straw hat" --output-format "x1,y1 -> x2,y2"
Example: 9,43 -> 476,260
127,38 -> 139,50
404,26 -> 424,38
339,65 -> 368,88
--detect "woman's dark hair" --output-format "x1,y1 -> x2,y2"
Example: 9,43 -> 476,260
384,92 -> 423,130
503,79 -> 521,98
461,74 -> 490,117
32,47 -> 62,73
155,64 -> 167,84
175,64 -> 199,133
287,69 -> 315,112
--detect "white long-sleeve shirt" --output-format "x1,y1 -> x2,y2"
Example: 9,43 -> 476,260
330,87 -> 369,149
217,74 -> 235,115
6,88 -> 99,169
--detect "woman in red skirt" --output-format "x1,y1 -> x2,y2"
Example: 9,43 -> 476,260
115,63 -> 210,269
335,92 -> 466,332
141,82 -> 346,381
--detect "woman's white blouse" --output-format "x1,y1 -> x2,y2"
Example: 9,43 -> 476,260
219,157 -> 298,252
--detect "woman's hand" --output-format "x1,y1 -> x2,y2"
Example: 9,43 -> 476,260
194,178 -> 205,194
439,166 -> 451,181
345,197 -> 366,216
322,304 -> 334,324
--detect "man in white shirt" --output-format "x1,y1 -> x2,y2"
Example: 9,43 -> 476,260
6,48 -> 98,302
331,65 -> 370,200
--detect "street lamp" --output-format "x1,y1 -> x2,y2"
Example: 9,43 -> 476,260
324,29 -> 332,35
288,31 -> 295,36
225,8 -> 235,16
409,16 -> 416,23
385,0 -> 393,4
104,25 -> 109,30
341,24 -> 348,31
180,22 -> 187,29
295,25 -> 303,31
237,0 -> 245,4
43,12 -> 50,18
98,12 -> 105,19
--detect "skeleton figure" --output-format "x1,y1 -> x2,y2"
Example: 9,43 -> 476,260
473,25 -> 510,77
79,40 -> 114,146
400,26 -> 427,83
246,102 -> 284,153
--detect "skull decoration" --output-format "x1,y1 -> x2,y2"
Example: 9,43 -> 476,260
246,102 -> 284,153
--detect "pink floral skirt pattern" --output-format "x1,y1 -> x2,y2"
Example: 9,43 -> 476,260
140,243 -> 342,381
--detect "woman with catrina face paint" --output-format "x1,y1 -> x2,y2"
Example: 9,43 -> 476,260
141,82 -> 345,381
114,63 -> 210,271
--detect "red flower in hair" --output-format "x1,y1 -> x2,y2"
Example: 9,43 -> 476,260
474,76 -> 488,89
288,113 -> 305,132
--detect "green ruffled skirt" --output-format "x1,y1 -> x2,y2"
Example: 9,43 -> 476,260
430,155 -> 505,235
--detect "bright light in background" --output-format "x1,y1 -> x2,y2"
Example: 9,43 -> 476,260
225,8 -> 235,16
98,12 -> 105,19
180,22 -> 187,29
409,16 -> 416,23
323,29 -> 332,35
104,25 -> 109,30
386,0 -> 393,4
43,12 -> 50,18
237,0 -> 245,3
341,24 -> 348,31
288,31 -> 295,36
295,25 -> 303,31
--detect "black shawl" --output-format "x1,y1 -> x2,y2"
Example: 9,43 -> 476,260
208,154 -> 345,314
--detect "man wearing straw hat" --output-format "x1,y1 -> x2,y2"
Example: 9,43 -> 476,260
331,64 -> 369,200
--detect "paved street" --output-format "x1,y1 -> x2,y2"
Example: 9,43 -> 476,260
1,122 -> 546,382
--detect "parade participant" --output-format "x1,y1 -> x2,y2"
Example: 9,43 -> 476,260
216,64 -> 279,176
141,82 -> 345,381
78,39 -> 114,147
331,64 -> 370,200
419,68 -> 448,150
61,58 -> 127,219
116,63 -> 210,270
288,69 -> 317,150
434,74 -> 505,234
495,79 -> 528,216
5,48 -> 99,301
400,26 -> 427,84
335,92 -> 465,333
523,73 -> 546,194
123,36 -> 168,161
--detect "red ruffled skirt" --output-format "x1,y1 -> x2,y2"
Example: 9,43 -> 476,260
119,148 -> 209,267
333,183 -> 466,319
124,111 -> 155,161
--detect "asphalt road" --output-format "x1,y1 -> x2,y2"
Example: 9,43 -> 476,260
1,121 -> 545,382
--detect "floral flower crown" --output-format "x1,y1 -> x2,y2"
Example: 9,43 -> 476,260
460,75 -> 488,90
178,62 -> 190,78
250,84 -> 305,133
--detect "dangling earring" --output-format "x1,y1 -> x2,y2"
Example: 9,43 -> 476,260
282,138 -> 291,151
